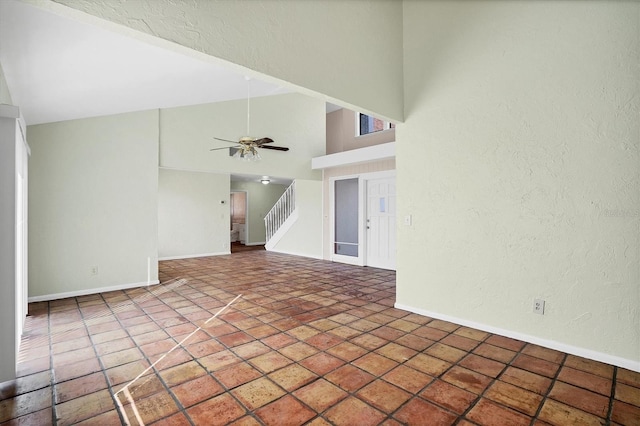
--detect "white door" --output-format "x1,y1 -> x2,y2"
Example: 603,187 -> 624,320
366,177 -> 396,270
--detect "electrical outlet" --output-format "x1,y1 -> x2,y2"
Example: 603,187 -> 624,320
91,265 -> 99,276
533,298 -> 545,315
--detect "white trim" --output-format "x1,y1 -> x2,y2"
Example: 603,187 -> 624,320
159,251 -> 230,261
245,242 -> 266,246
312,142 -> 395,170
230,190 -> 249,244
28,280 -> 161,303
395,302 -> 640,373
329,176 -> 364,266
266,248 -> 323,260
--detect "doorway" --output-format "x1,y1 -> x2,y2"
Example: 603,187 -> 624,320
230,191 -> 247,248
330,171 -> 396,270
366,176 -> 396,270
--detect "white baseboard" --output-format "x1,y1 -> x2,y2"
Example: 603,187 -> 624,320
245,242 -> 266,246
159,251 -> 230,261
265,248 -> 323,260
29,280 -> 161,303
395,302 -> 640,373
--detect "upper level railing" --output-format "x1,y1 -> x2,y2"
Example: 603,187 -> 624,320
264,180 -> 296,243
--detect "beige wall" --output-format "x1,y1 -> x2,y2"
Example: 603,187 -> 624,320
326,108 -> 395,154
51,0 -> 404,122
28,110 -> 159,298
399,1 -> 639,368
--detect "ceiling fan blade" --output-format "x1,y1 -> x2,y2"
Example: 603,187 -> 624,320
214,137 -> 240,144
259,145 -> 289,151
253,138 -> 274,145
210,146 -> 238,151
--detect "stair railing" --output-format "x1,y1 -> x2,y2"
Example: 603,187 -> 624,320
265,180 -> 296,242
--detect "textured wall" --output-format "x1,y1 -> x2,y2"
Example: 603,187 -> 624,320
49,0 -> 404,122
398,1 -> 639,367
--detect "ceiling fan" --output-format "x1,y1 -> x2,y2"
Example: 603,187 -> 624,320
210,77 -> 289,161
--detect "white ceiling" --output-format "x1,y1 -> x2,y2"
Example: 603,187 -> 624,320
0,0 -> 293,125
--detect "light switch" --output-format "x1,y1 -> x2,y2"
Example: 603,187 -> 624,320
404,215 -> 412,226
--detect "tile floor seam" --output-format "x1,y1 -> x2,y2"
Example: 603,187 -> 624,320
455,330 -> 532,424
81,293 -> 130,426
10,254 -> 639,426
98,286 -> 189,426
605,366 -> 617,425
530,352 -> 568,425
47,300 -> 57,426
80,292 -> 144,423
125,286 -> 242,426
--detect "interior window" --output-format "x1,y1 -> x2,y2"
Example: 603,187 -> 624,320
358,113 -> 394,136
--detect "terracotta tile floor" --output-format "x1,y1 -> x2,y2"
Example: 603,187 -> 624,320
1,251 -> 639,425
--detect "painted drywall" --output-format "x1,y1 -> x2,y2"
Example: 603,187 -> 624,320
46,0 -> 403,122
270,179 -> 323,259
28,110 -> 159,298
160,93 -> 324,181
158,169 -> 230,259
398,1 -> 639,367
0,62 -> 12,105
231,180 -> 287,245
326,108 -> 396,155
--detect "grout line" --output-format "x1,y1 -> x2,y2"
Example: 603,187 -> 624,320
606,366 -> 617,425
47,301 -> 57,426
81,292 -> 130,425
112,293 -> 243,423
530,352 -> 568,425
103,282 -> 193,426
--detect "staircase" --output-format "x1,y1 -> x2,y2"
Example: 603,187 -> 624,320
264,181 -> 297,250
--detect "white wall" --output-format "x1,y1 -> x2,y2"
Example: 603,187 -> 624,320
230,180 -> 287,245
159,169 -> 230,259
270,179 -> 323,259
45,0 -> 404,122
28,110 -> 159,299
160,93 -> 324,181
398,1 -> 639,369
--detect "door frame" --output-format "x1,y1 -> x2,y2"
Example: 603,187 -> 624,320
230,190 -> 249,244
329,170 -> 396,268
